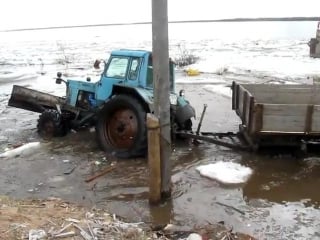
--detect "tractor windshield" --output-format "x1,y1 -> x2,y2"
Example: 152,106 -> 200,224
105,57 -> 129,79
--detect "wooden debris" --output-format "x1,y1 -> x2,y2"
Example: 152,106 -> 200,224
54,231 -> 76,238
85,165 -> 116,183
215,202 -> 246,215
19,204 -> 46,208
73,224 -> 92,240
54,222 -> 73,235
64,165 -> 76,175
87,221 -> 95,239
65,218 -> 80,223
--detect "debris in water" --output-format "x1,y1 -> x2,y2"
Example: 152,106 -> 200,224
85,165 -> 116,183
63,165 -> 76,175
65,218 -> 80,223
187,233 -> 202,240
53,231 -> 75,238
28,229 -> 46,240
27,188 -> 40,193
196,161 -> 253,184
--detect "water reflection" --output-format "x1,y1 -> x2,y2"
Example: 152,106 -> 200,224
241,153 -> 320,207
149,199 -> 173,225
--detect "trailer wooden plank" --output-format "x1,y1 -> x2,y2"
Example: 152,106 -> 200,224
243,90 -> 248,125
244,84 -> 320,91
238,85 -> 245,118
311,105 -> 320,131
242,85 -> 320,104
252,104 -> 263,134
262,115 -> 306,132
262,104 -> 307,132
263,104 -> 308,116
247,96 -> 255,132
305,105 -> 314,133
232,81 -> 236,110
256,94 -> 320,105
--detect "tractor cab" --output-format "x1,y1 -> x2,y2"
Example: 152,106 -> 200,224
94,50 -> 176,106
58,49 -> 181,112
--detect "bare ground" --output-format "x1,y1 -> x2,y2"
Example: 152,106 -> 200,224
0,196 -> 257,240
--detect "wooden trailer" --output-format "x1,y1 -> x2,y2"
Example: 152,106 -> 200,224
232,81 -> 320,150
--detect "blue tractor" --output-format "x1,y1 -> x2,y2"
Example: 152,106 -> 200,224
8,49 -> 195,158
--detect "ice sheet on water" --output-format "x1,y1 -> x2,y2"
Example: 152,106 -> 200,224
0,69 -> 38,84
0,142 -> 40,158
176,78 -> 226,84
203,84 -> 232,98
196,161 -> 253,184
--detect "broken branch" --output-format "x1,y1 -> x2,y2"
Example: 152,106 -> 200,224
85,165 -> 116,183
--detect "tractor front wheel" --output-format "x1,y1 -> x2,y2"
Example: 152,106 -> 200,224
37,109 -> 67,138
96,95 -> 147,158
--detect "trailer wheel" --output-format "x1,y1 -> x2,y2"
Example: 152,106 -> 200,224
37,109 -> 67,138
96,95 -> 147,158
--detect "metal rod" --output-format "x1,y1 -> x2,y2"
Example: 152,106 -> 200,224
196,104 -> 207,135
177,132 -> 250,151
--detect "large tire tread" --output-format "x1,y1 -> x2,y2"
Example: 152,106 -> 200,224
37,109 -> 67,138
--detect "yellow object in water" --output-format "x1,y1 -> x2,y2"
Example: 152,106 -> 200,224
186,68 -> 200,76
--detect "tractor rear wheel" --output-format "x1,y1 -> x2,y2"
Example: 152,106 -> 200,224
37,109 -> 67,138
96,95 -> 147,158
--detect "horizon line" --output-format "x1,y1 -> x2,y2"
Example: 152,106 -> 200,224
2,16 -> 320,32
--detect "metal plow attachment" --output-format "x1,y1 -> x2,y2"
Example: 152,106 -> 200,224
8,85 -> 65,113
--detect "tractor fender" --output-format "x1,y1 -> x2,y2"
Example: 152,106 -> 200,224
172,95 -> 196,126
111,85 -> 152,112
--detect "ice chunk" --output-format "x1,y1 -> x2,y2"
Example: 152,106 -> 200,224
187,233 -> 202,240
203,84 -> 232,98
0,142 -> 40,158
196,161 -> 253,184
28,229 -> 46,240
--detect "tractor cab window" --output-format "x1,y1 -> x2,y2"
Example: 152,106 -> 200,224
105,57 -> 129,79
146,55 -> 175,91
128,58 -> 140,80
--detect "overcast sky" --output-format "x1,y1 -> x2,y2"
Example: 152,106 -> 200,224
1,0 -> 319,30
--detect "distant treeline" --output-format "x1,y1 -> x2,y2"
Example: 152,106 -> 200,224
3,17 -> 320,32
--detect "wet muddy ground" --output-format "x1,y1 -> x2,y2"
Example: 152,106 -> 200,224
1,79 -> 320,239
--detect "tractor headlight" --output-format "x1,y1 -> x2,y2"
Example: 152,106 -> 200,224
169,94 -> 178,105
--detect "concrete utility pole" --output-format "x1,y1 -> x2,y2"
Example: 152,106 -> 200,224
151,0 -> 171,198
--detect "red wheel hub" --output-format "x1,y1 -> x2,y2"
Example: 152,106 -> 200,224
106,108 -> 138,149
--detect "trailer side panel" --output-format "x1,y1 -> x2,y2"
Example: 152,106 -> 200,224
232,81 -> 320,139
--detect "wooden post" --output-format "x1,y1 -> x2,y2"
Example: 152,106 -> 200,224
152,0 -> 171,198
147,114 -> 161,204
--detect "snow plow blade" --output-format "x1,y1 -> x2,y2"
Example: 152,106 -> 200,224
8,85 -> 66,113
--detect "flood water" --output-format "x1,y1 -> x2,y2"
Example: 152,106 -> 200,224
1,22 -> 320,239
1,81 -> 320,239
